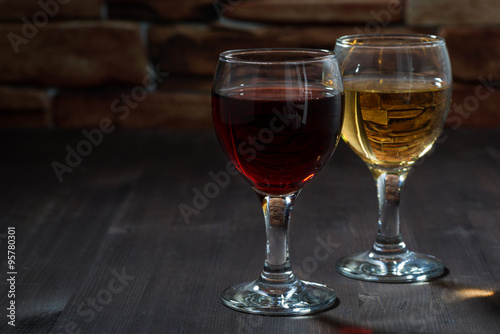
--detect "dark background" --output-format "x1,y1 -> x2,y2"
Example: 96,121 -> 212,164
0,0 -> 499,129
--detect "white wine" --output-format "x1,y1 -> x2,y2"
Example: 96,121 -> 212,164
334,34 -> 450,283
342,76 -> 452,168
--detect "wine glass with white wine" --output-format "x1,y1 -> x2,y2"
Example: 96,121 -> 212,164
334,34 -> 452,282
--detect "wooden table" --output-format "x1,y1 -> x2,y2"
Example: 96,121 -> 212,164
0,129 -> 499,333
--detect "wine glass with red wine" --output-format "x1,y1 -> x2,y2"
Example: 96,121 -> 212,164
212,49 -> 344,315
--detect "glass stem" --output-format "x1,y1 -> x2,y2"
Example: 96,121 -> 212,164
257,192 -> 299,285
369,166 -> 409,255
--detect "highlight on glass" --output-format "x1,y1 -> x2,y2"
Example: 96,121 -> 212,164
334,34 -> 452,282
212,48 -> 344,315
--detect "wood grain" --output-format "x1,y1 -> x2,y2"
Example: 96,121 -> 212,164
0,129 -> 499,333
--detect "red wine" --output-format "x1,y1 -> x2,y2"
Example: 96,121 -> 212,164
212,86 -> 344,195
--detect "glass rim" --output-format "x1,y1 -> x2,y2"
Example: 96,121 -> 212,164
218,48 -> 336,64
335,34 -> 446,48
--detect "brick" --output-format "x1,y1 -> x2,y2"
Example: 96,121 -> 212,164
0,0 -> 103,20
0,86 -> 51,128
149,22 -> 431,76
0,112 -> 49,128
446,82 -> 500,129
54,90 -> 212,129
0,21 -> 148,87
108,0 -> 216,21
221,0 -> 403,24
406,0 -> 500,26
54,93 -> 116,128
118,91 -> 212,128
440,26 -> 500,82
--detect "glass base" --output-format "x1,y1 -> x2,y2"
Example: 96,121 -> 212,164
221,278 -> 336,316
336,249 -> 444,283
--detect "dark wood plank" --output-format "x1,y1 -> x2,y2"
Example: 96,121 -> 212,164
0,129 -> 498,333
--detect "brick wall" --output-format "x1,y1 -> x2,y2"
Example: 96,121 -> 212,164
1,0 -> 499,129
